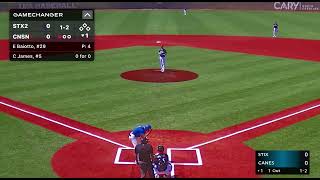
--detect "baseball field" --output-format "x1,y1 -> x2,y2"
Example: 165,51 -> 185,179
0,9 -> 320,178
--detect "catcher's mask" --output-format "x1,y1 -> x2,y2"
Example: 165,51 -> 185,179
157,145 -> 165,152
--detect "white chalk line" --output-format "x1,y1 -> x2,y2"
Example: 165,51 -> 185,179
167,148 -> 203,177
187,103 -> 320,149
0,101 -> 131,148
1,100 -> 319,149
1,99 -> 319,175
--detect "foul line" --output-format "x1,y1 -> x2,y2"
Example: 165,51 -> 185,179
1,99 -> 319,150
0,101 -> 131,148
187,103 -> 320,149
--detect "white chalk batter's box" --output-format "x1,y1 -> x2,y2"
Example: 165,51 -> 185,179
114,147 -> 203,166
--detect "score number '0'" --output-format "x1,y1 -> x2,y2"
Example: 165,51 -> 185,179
46,24 -> 70,31
45,24 -> 72,40
46,34 -> 72,40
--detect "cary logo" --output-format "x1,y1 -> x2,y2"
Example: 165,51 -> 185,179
274,2 -> 301,11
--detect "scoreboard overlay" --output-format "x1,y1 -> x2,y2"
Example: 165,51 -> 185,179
256,150 -> 310,175
9,9 -> 95,61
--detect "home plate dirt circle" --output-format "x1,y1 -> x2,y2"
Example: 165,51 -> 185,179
120,69 -> 198,83
51,130 -> 257,178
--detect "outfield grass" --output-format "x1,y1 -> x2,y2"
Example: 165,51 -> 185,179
0,12 -> 8,39
0,114 -> 73,177
94,10 -> 320,39
1,10 -> 320,39
246,115 -> 320,178
0,47 -> 319,133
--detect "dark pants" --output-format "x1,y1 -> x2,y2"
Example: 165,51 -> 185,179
139,163 -> 155,178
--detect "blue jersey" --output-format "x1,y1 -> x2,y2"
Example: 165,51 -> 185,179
131,126 -> 146,137
158,48 -> 167,58
273,23 -> 278,29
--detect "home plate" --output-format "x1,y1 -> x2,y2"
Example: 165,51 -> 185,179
156,41 -> 161,43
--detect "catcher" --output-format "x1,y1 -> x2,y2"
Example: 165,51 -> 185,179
153,145 -> 173,178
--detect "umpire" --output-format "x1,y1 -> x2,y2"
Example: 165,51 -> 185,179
135,137 -> 155,178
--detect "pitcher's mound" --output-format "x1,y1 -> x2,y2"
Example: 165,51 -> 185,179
120,69 -> 198,83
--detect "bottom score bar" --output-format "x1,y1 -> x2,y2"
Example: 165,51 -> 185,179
10,51 -> 94,61
256,150 -> 310,175
256,167 -> 309,175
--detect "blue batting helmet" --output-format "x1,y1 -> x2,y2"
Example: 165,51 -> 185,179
144,124 -> 152,131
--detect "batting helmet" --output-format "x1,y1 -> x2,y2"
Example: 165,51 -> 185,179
144,124 -> 152,131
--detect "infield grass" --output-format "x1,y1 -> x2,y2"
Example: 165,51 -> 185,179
0,46 -> 319,133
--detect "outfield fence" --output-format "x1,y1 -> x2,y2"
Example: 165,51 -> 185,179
0,2 -> 320,12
